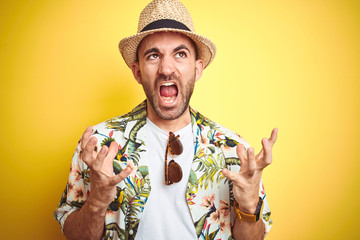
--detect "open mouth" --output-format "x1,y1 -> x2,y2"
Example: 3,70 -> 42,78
160,82 -> 178,103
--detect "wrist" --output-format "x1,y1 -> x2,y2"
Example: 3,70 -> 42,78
234,197 -> 264,223
86,195 -> 108,215
236,196 -> 259,214
238,206 -> 256,215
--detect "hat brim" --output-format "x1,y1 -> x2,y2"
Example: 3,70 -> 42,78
119,28 -> 216,69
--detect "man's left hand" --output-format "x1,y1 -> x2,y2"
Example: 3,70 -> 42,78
223,128 -> 278,213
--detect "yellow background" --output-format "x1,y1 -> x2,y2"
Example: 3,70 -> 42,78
1,0 -> 359,239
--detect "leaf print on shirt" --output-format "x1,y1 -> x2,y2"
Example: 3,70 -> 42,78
190,108 -> 218,131
202,221 -> 220,240
105,223 -> 126,240
54,102 -> 273,239
194,152 -> 227,190
108,187 -> 124,212
126,140 -> 143,165
263,212 -> 273,226
127,103 -> 147,121
122,173 -> 150,238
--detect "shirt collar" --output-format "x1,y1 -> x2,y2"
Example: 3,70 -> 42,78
123,100 -> 205,145
124,100 -> 147,144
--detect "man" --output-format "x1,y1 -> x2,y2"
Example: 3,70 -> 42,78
54,0 -> 278,239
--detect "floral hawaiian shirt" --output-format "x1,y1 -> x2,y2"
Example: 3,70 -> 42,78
54,101 -> 272,239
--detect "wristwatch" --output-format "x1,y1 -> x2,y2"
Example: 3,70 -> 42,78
234,197 -> 263,223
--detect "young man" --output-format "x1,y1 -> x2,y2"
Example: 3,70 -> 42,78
54,0 -> 277,239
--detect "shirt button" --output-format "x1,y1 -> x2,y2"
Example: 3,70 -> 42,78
129,230 -> 133,235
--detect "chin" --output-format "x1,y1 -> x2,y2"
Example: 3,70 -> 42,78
156,106 -> 185,120
149,100 -> 188,120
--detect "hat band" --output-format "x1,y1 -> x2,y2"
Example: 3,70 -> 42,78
140,19 -> 191,32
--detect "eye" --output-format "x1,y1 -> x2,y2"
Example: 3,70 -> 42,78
147,53 -> 159,60
176,51 -> 187,58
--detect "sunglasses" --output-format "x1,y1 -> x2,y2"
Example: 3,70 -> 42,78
165,132 -> 183,185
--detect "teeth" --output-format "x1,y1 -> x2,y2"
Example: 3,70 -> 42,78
160,82 -> 176,104
161,82 -> 175,86
161,96 -> 176,103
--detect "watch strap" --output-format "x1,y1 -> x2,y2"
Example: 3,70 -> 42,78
234,197 -> 263,223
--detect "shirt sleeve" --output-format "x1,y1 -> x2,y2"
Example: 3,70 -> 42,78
259,179 -> 273,236
53,139 -> 90,232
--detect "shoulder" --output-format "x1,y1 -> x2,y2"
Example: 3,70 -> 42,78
93,111 -> 131,132
190,107 -> 250,149
92,101 -> 147,136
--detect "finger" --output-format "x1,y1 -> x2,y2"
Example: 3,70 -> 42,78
236,144 -> 247,159
81,126 -> 93,150
256,128 -> 277,166
109,161 -> 136,186
268,128 -> 278,145
127,160 -> 137,174
255,148 -> 264,161
236,144 -> 247,170
103,141 -> 119,175
107,141 -> 118,159
247,147 -> 256,175
222,168 -> 241,185
82,136 -> 98,166
93,145 -> 108,170
260,138 -> 273,166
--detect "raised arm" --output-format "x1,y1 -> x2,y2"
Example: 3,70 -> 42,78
63,127 -> 135,240
223,128 -> 278,239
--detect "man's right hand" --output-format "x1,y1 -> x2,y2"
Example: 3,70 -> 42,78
80,126 -> 136,211
63,127 -> 136,240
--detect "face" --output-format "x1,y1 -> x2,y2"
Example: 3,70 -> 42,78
131,32 -> 203,121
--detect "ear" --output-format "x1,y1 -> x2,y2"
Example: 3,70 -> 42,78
131,62 -> 142,84
195,59 -> 204,82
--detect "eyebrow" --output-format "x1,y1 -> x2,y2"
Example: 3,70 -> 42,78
143,47 -> 160,58
142,44 -> 192,58
173,44 -> 191,54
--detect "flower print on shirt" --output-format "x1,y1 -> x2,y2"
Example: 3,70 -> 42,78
200,194 -> 215,208
54,101 -> 273,240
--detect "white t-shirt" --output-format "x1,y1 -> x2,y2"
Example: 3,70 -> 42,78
134,118 -> 197,240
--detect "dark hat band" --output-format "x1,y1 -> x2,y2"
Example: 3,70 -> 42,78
140,19 -> 191,32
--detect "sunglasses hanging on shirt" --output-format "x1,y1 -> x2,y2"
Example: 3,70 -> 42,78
165,132 -> 183,185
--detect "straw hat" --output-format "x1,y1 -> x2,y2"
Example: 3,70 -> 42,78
119,0 -> 216,69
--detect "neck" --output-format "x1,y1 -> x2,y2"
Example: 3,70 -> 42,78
146,101 -> 191,133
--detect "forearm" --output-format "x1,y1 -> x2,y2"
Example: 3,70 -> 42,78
63,198 -> 107,240
232,217 -> 265,240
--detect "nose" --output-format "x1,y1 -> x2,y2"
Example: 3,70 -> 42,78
158,55 -> 175,77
